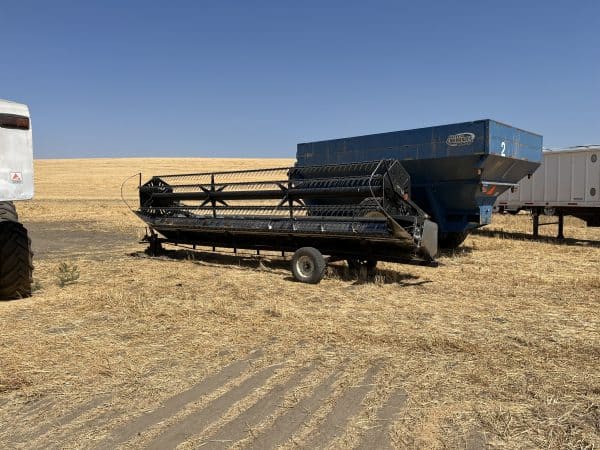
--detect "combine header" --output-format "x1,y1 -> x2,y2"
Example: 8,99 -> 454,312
136,160 -> 437,283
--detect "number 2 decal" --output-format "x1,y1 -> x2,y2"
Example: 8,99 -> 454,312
500,141 -> 506,157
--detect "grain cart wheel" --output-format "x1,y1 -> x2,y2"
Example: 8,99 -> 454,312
347,258 -> 377,272
347,258 -> 360,272
439,231 -> 469,249
0,202 -> 18,222
0,221 -> 34,299
291,247 -> 326,284
347,258 -> 378,281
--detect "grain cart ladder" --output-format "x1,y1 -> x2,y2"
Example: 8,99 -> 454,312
0,99 -> 34,299
135,159 -> 437,283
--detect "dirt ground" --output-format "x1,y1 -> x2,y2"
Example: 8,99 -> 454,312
0,158 -> 599,449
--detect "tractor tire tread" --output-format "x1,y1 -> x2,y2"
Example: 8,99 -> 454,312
0,201 -> 18,222
0,221 -> 34,299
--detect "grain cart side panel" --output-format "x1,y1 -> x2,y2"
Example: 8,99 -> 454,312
297,121 -> 488,169
0,100 -> 34,202
487,121 -> 542,160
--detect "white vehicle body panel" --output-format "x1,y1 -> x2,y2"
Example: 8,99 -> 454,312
496,146 -> 600,210
0,99 -> 34,201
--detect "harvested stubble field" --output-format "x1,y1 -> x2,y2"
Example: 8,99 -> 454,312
1,158 -> 599,449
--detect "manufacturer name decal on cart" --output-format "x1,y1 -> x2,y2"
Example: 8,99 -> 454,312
446,133 -> 475,146
10,172 -> 23,183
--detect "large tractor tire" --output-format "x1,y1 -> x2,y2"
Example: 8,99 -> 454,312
0,202 -> 33,299
438,231 -> 469,250
0,201 -> 18,222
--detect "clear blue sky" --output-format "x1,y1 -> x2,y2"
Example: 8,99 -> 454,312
2,1 -> 598,158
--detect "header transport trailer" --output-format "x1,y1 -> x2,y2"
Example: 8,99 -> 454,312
136,160 -> 438,283
495,146 -> 600,239
297,120 -> 543,248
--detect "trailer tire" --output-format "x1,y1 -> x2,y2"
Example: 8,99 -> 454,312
0,202 -> 18,222
0,221 -> 34,299
291,247 -> 326,284
439,231 -> 469,249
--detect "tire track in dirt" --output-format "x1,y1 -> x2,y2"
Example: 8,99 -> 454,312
1,354 -> 402,449
355,388 -> 407,450
0,398 -> 52,444
8,396 -> 52,418
145,361 -> 283,450
466,429 -> 489,450
6,395 -> 111,446
46,405 -> 126,450
94,349 -> 264,449
198,363 -> 315,449
299,364 -> 381,449
245,368 -> 343,449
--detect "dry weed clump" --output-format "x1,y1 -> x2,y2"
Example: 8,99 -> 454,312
0,367 -> 31,394
587,276 -> 600,290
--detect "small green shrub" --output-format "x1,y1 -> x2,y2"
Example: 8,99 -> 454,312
56,262 -> 80,287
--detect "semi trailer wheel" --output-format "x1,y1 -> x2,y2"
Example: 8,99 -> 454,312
291,247 -> 326,284
0,221 -> 34,299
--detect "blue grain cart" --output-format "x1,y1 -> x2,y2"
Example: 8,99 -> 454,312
297,120 -> 543,248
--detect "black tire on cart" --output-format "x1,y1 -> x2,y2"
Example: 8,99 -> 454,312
347,258 -> 377,272
291,247 -> 326,284
438,231 -> 469,249
0,221 -> 34,299
347,258 -> 378,281
0,201 -> 18,222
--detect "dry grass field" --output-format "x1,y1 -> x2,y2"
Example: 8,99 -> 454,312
1,158 -> 599,449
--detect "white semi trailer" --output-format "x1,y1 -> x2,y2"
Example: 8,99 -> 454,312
0,99 -> 34,298
495,146 -> 600,238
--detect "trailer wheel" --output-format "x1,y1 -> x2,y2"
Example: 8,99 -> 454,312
0,202 -> 18,222
291,247 -> 326,284
0,221 -> 34,299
